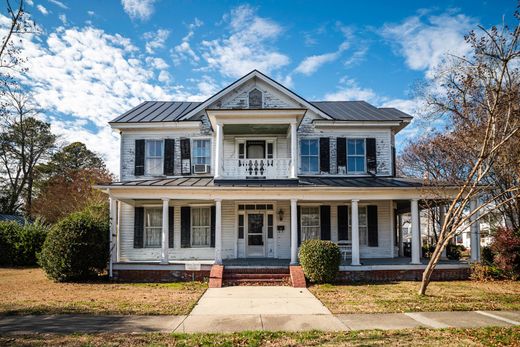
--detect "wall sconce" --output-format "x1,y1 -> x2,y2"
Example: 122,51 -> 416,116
278,208 -> 284,221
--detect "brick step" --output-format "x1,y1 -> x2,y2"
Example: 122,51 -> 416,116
223,273 -> 290,280
224,268 -> 289,274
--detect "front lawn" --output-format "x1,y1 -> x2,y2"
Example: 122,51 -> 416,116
0,268 -> 206,315
310,281 -> 520,314
0,327 -> 518,346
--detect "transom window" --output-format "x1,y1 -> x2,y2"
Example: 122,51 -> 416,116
144,208 -> 162,248
191,207 -> 211,247
348,206 -> 368,245
301,206 -> 320,241
192,139 -> 211,165
145,140 -> 164,176
300,139 -> 319,173
347,139 -> 365,174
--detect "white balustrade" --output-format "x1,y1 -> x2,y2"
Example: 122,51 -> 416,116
222,158 -> 291,179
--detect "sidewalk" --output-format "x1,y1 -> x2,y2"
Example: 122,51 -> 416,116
0,286 -> 519,334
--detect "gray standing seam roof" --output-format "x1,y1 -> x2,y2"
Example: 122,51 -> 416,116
109,100 -> 412,123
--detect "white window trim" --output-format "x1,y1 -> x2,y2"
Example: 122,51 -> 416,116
347,138 -> 366,175
145,139 -> 164,176
299,138 -> 320,174
190,206 -> 211,248
300,205 -> 321,241
143,207 -> 162,248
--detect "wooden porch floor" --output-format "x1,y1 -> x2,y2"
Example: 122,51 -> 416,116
222,257 -> 468,267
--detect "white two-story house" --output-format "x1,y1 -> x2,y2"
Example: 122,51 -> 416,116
98,70 -> 478,284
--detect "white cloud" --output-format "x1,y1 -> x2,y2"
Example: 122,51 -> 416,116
172,18 -> 203,65
146,57 -> 169,70
36,4 -> 49,15
48,0 -> 68,9
143,28 -> 170,54
324,78 -> 377,102
58,14 -> 67,25
381,12 -> 475,78
121,0 -> 156,21
201,5 -> 289,78
295,51 -> 340,76
87,10 -> 95,16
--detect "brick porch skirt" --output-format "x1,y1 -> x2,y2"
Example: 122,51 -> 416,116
336,268 -> 470,282
112,269 -> 210,282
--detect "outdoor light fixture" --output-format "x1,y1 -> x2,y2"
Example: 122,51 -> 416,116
278,208 -> 284,221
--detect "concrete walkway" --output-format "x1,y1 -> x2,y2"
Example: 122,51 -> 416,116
0,286 -> 519,334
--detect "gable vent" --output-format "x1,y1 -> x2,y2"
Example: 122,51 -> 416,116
248,89 -> 263,108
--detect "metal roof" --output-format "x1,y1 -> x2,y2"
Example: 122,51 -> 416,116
105,176 -> 426,188
109,100 -> 412,124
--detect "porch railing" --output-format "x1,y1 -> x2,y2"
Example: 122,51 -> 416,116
222,158 -> 291,179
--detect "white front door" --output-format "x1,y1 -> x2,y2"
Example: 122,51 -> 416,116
246,212 -> 265,257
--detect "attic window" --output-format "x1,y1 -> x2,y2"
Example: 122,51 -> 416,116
248,89 -> 263,108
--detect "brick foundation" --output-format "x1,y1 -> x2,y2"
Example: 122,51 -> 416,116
336,268 -> 470,282
112,269 -> 210,282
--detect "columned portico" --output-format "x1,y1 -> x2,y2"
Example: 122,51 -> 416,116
351,199 -> 361,266
410,199 -> 421,264
161,198 -> 169,264
214,198 -> 223,264
290,198 -> 298,265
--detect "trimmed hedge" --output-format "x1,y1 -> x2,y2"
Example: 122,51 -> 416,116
38,208 -> 109,282
298,239 -> 341,283
0,221 -> 48,266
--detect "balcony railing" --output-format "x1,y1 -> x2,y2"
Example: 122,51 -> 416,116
222,158 -> 291,179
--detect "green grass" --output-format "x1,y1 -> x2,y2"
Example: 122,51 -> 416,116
0,327 -> 518,346
310,281 -> 520,314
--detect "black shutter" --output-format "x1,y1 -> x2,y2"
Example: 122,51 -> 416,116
134,207 -> 144,248
319,137 -> 330,173
391,146 -> 396,177
168,206 -> 174,248
297,206 -> 301,246
210,206 -> 216,247
337,137 -> 346,170
164,139 -> 175,176
366,138 -> 377,174
337,205 -> 349,241
181,206 -> 191,248
180,138 -> 191,175
367,205 -> 378,247
320,205 -> 331,240
135,140 -> 145,176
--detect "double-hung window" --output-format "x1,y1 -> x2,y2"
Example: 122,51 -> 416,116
192,139 -> 211,165
348,206 -> 368,245
347,139 -> 365,174
300,139 -> 319,173
191,207 -> 211,247
145,140 -> 164,176
301,206 -> 320,241
144,207 -> 162,248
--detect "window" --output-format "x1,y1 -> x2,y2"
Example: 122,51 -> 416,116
191,207 -> 211,247
300,139 -> 319,173
301,206 -> 320,241
348,206 -> 368,245
347,139 -> 365,174
144,208 -> 162,248
145,140 -> 164,176
192,139 -> 211,165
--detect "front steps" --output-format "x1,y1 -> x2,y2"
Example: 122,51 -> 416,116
223,267 -> 291,286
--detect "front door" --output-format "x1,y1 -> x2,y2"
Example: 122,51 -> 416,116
247,213 -> 265,257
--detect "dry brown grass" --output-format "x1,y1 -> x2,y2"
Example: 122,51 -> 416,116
310,280 -> 520,314
0,327 -> 519,346
0,268 -> 206,315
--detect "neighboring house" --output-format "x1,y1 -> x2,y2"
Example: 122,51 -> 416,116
97,70 -> 479,284
0,214 -> 27,225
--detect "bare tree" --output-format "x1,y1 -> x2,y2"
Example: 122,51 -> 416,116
417,14 -> 520,295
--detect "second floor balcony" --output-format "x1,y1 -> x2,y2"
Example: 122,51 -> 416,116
222,158 -> 292,179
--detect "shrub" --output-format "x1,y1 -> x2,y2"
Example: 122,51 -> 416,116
481,246 -> 494,266
298,240 -> 340,283
490,227 -> 520,280
38,208 -> 109,282
0,220 -> 48,266
470,262 -> 504,281
446,243 -> 465,260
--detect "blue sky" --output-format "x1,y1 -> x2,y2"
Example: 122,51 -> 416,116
4,0 -> 517,174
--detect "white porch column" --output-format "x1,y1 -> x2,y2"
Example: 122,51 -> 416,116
351,199 -> 361,266
439,205 -> 448,260
398,214 -> 404,257
161,198 -> 169,264
109,196 -> 117,278
410,199 -> 421,264
289,121 -> 298,179
214,122 -> 223,178
290,198 -> 298,264
470,199 -> 481,262
215,198 -> 223,264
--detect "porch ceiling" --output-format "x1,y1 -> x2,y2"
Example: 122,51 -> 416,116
223,124 -> 288,135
